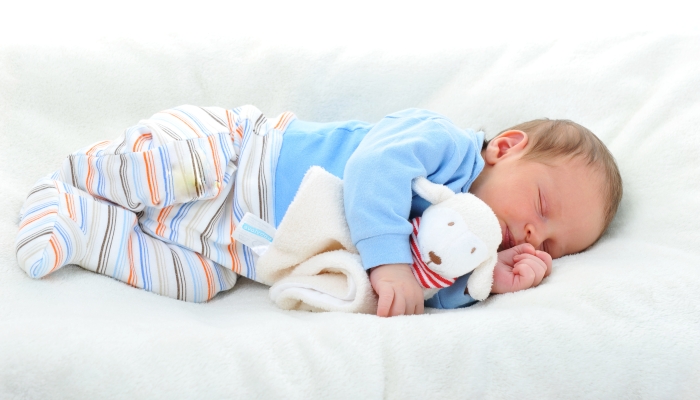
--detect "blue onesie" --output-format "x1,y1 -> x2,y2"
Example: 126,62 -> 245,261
275,109 -> 485,309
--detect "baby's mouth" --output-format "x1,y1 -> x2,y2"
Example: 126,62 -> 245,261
499,226 -> 514,252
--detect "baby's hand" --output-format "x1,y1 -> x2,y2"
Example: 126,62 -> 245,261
369,263 -> 424,317
490,243 -> 552,294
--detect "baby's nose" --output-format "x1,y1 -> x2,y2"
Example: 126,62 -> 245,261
525,224 -> 542,248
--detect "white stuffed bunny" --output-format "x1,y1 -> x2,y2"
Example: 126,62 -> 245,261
254,167 -> 501,313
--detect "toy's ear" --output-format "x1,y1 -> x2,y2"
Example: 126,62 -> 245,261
412,177 -> 454,205
466,255 -> 497,301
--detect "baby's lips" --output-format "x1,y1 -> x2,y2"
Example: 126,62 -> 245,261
500,226 -> 514,251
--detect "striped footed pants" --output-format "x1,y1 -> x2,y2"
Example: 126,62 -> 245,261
15,105 -> 295,303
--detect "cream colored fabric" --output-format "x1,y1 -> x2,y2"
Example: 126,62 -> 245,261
256,166 -> 377,313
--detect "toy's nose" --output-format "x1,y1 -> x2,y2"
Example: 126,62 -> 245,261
429,251 -> 442,265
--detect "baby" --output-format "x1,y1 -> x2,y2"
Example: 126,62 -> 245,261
15,105 -> 621,317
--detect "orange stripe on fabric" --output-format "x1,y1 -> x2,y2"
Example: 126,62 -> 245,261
225,110 -> 235,134
164,111 -> 203,138
155,205 -> 173,237
86,141 -> 110,156
127,236 -> 136,287
143,152 -> 160,205
274,112 -> 294,130
86,141 -> 108,195
195,253 -> 214,300
207,135 -> 223,185
19,210 -> 57,229
86,156 -> 95,195
64,193 -> 76,222
132,133 -> 152,152
228,215 -> 241,274
48,236 -> 61,272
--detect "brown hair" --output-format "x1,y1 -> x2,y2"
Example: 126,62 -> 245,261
485,119 -> 623,240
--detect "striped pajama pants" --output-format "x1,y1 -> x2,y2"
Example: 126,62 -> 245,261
15,105 -> 295,302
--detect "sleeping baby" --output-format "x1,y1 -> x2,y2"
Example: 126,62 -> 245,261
15,105 -> 622,317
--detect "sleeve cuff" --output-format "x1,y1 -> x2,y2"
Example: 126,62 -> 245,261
355,233 -> 413,270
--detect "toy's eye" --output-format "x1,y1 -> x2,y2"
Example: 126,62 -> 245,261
448,222 -> 454,226
471,247 -> 476,254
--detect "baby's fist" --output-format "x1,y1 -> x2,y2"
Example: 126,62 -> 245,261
490,243 -> 552,294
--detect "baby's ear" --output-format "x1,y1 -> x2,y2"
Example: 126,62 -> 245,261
484,130 -> 528,164
411,177 -> 454,204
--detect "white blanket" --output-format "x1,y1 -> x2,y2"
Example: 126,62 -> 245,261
1,13 -> 699,399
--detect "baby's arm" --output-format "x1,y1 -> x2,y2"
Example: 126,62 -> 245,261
490,244 -> 552,294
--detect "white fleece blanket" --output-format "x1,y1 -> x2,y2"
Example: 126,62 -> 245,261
1,13 -> 700,399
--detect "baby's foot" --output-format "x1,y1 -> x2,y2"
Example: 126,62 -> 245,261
16,178 -> 84,278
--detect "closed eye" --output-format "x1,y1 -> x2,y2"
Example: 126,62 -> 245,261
538,189 -> 546,217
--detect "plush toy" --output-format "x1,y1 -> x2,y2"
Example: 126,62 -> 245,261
409,176 -> 502,302
252,166 -> 501,314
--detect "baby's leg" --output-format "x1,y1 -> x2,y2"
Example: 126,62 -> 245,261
56,106 -> 238,212
16,177 -> 237,302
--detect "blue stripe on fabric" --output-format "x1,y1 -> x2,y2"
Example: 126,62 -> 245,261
54,223 -> 73,262
217,132 -> 232,165
79,196 -> 88,234
180,250 -> 201,302
177,108 -> 213,137
30,258 -> 45,278
62,181 -> 74,195
95,156 -> 106,197
129,153 -> 147,207
135,227 -> 152,291
111,214 -> 131,279
168,201 -> 196,243
212,261 -> 225,292
158,146 -> 174,207
23,200 -> 59,216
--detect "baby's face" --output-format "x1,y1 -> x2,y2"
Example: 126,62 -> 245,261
470,154 -> 605,259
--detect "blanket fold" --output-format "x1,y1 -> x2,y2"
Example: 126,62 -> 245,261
256,166 -> 378,313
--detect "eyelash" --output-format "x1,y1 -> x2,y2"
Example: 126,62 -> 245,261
538,191 -> 549,253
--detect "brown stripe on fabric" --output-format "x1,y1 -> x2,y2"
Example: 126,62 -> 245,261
257,134 -> 269,222
114,137 -> 127,155
68,155 -> 79,187
15,227 -> 53,253
120,154 -> 142,210
253,114 -> 267,136
199,199 -> 226,259
96,205 -> 117,274
156,122 -> 184,141
198,106 -> 227,128
187,140 -> 207,197
170,249 -> 185,301
27,184 -> 55,198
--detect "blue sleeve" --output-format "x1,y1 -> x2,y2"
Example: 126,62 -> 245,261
343,108 -> 483,270
424,273 -> 478,309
